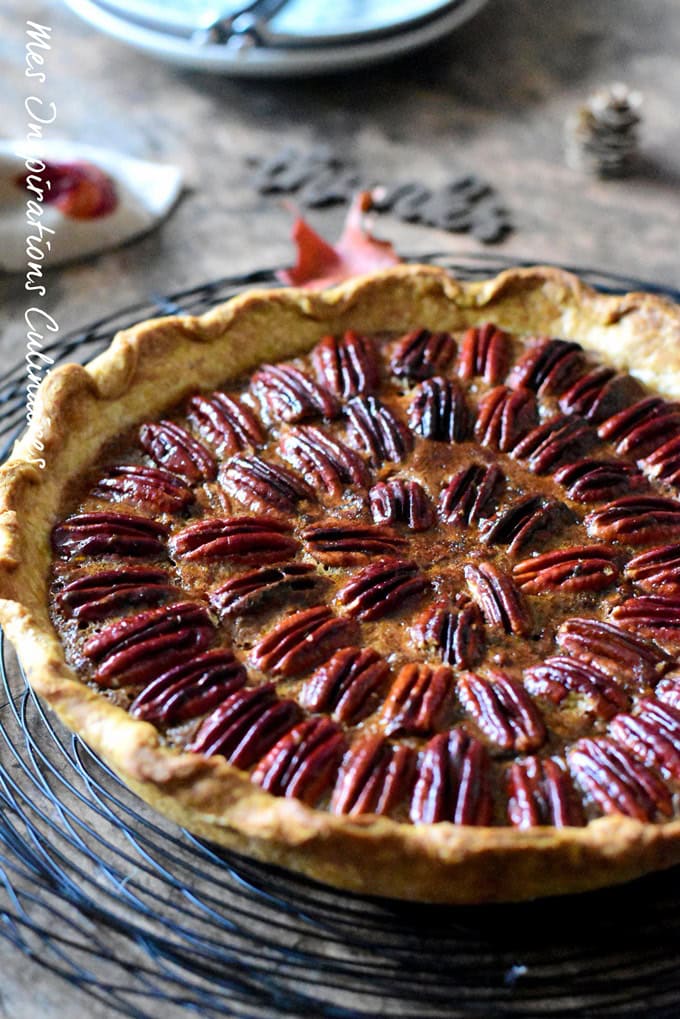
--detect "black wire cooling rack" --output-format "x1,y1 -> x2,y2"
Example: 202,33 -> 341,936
3,252 -> 680,1019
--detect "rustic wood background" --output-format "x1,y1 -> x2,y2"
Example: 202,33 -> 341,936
1,0 -> 679,1014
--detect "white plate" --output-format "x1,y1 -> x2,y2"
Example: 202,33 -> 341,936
63,0 -> 489,77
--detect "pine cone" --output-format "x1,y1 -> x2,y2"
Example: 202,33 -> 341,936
565,83 -> 642,178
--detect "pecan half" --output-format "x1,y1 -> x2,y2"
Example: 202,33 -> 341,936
457,323 -> 510,386
609,698 -> 680,781
52,511 -> 168,559
410,597 -> 485,669
381,663 -> 453,737
302,521 -> 406,566
599,396 -> 665,444
311,331 -> 379,399
139,421 -> 216,483
92,464 -> 193,514
330,735 -> 414,817
251,605 -> 359,677
407,377 -> 469,442
187,684 -> 300,768
513,545 -> 619,594
611,595 -> 680,641
56,566 -> 174,621
171,516 -> 298,563
220,454 -> 315,514
345,395 -> 413,465
656,675 -> 680,711
507,756 -> 584,828
336,558 -> 428,621
82,601 -> 215,688
251,717 -> 347,804
508,338 -> 585,396
625,544 -> 680,595
465,561 -> 531,636
369,478 -> 434,532
481,496 -> 571,556
251,363 -> 339,422
438,463 -> 503,526
555,617 -> 671,683
598,396 -> 680,459
622,406 -> 680,460
523,655 -> 629,718
278,425 -> 369,497
186,392 -> 264,455
209,563 -> 320,618
643,434 -> 680,487
410,729 -> 492,825
567,737 -> 672,821
130,648 -> 247,725
554,458 -> 647,503
586,495 -> 680,545
390,328 -> 457,381
300,647 -> 389,724
475,386 -> 538,453
457,671 -> 546,752
511,414 -> 596,474
559,366 -> 643,424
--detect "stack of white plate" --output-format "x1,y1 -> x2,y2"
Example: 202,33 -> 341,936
64,0 -> 489,76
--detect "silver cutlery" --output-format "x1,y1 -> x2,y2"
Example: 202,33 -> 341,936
192,0 -> 293,47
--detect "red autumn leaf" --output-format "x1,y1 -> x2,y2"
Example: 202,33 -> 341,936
277,191 -> 401,289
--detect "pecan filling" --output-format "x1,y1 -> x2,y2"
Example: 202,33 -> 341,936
49,324 -> 680,829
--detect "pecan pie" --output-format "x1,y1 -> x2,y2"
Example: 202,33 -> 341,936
2,265 -> 680,903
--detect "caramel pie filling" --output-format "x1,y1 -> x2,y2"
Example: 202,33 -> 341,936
49,323 -> 680,829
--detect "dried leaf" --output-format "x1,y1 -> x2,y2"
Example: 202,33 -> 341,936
277,192 -> 400,289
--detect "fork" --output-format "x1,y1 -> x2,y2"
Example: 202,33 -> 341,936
193,0 -> 293,46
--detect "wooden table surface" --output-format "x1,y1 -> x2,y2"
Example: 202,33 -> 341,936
1,0 -> 680,1015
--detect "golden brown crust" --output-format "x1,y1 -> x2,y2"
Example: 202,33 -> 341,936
3,263 -> 680,904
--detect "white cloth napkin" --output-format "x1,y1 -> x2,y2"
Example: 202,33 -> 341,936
0,139 -> 182,271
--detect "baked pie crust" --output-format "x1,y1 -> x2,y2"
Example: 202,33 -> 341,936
2,264 -> 680,904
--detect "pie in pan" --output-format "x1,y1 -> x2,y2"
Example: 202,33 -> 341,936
2,264 -> 680,904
